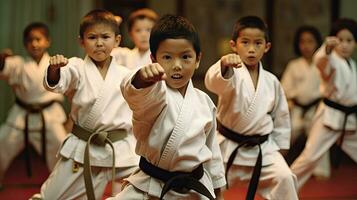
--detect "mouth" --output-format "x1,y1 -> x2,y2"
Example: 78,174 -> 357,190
94,50 -> 105,54
171,74 -> 183,79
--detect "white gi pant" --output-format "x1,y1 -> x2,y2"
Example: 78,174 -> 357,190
290,107 -> 331,178
0,121 -> 66,183
291,115 -> 357,190
110,181 -> 210,200
40,157 -> 137,200
227,152 -> 298,200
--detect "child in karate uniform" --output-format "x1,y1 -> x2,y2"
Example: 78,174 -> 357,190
291,18 -> 357,190
281,26 -> 331,178
111,14 -> 226,200
205,16 -> 298,200
0,22 -> 67,188
31,10 -> 139,200
111,8 -> 158,70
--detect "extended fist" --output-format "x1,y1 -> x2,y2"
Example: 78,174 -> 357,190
221,53 -> 242,68
325,36 -> 339,55
49,55 -> 68,69
138,63 -> 167,83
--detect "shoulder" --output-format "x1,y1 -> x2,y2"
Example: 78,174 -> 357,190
193,87 -> 216,109
261,68 -> 281,89
111,47 -> 131,55
285,57 -> 303,71
7,55 -> 25,64
68,57 -> 84,64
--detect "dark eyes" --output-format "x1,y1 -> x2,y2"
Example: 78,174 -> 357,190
163,55 -> 171,59
182,55 -> 192,59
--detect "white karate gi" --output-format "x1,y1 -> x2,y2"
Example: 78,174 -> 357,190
39,56 -> 139,200
110,74 -> 226,200
0,53 -> 66,182
281,57 -> 330,177
205,61 -> 298,200
281,57 -> 321,139
111,47 -> 151,70
291,45 -> 357,189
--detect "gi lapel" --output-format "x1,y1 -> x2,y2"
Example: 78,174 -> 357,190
82,57 -> 113,130
158,81 -> 194,169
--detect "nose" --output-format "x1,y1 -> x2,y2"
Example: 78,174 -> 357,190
96,38 -> 104,46
173,59 -> 182,71
31,40 -> 39,47
248,44 -> 255,53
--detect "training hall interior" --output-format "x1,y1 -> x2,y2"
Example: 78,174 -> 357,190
0,0 -> 356,199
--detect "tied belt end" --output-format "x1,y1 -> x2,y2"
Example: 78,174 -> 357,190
217,121 -> 268,200
15,98 -> 61,177
72,125 -> 127,200
139,157 -> 215,200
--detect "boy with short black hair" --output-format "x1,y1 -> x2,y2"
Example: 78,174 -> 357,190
205,16 -> 298,200
32,9 -> 139,200
112,14 -> 226,200
0,22 -> 67,189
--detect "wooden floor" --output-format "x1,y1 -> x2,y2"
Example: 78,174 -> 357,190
1,149 -> 356,200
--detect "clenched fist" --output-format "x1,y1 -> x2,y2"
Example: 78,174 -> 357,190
49,55 -> 68,69
325,36 -> 339,55
138,63 -> 167,83
221,53 -> 242,68
132,63 -> 167,89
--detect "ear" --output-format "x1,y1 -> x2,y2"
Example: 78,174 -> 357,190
230,40 -> 237,52
46,37 -> 51,48
115,34 -> 121,47
196,52 -> 202,69
150,54 -> 157,63
264,42 -> 271,53
78,36 -> 84,48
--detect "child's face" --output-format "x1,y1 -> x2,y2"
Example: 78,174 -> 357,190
80,23 -> 120,63
299,31 -> 318,59
153,38 -> 200,95
334,29 -> 356,59
25,29 -> 50,61
130,18 -> 155,52
230,28 -> 270,68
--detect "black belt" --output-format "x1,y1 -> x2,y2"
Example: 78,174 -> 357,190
139,157 -> 215,200
15,97 -> 61,177
291,97 -> 321,118
217,121 -> 268,200
323,98 -> 357,167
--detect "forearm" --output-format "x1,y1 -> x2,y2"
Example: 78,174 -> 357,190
0,54 -> 8,71
221,65 -> 234,79
131,71 -> 155,89
46,66 -> 61,86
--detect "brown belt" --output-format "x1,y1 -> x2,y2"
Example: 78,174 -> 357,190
72,124 -> 127,200
15,97 -> 61,177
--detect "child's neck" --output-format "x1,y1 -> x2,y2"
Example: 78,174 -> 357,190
303,56 -> 313,65
138,48 -> 148,56
31,54 -> 44,65
93,56 -> 112,79
246,63 -> 259,89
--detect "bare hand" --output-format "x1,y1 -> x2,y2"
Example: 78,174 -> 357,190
325,37 -> 339,55
316,56 -> 336,82
132,63 -> 167,89
138,63 -> 166,83
49,55 -> 68,69
221,53 -> 242,68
